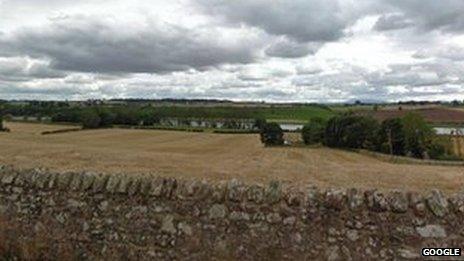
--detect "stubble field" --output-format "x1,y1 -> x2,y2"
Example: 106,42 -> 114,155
1,122 -> 463,193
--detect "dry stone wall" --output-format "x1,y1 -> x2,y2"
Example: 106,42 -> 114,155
1,165 -> 464,260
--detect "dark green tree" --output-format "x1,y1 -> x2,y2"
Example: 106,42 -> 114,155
253,118 -> 267,130
376,118 -> 405,155
96,108 -> 115,127
402,113 -> 434,158
139,109 -> 160,126
324,115 -> 379,149
301,117 -> 326,145
260,122 -> 284,146
80,110 -> 101,129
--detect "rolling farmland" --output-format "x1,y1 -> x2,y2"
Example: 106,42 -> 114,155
1,122 -> 464,193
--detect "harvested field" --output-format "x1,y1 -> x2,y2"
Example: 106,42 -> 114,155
358,107 -> 464,124
1,122 -> 464,193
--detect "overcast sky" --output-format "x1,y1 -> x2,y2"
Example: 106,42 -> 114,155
0,0 -> 463,102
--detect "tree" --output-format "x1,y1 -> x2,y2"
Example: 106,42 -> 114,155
253,118 -> 267,130
376,118 -> 405,155
402,113 -> 434,158
260,122 -> 284,146
324,115 -> 379,149
96,108 -> 115,127
139,109 -> 160,126
302,117 -> 326,145
80,110 -> 101,129
0,115 -> 3,130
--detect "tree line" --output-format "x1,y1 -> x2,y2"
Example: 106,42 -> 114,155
259,113 -> 457,161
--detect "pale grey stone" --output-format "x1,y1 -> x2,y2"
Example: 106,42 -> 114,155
449,191 -> 464,213
227,179 -> 244,202
367,190 -> 388,211
307,186 -> 320,207
117,177 -> 132,194
325,188 -> 346,210
326,246 -> 342,261
346,230 -> 359,242
283,216 -> 296,226
149,178 -> 164,197
82,222 -> 90,232
92,174 -> 109,193
105,176 -> 121,194
347,188 -> 364,210
266,180 -> 282,204
57,172 -> 74,190
69,173 -> 82,191
178,222 -> 193,236
389,190 -> 408,213
426,189 -> 448,217
209,204 -> 227,219
128,178 -> 141,195
266,213 -> 281,224
55,213 -> 66,224
398,248 -> 420,259
80,172 -> 95,191
1,171 -> 17,185
67,199 -> 84,208
35,172 -> 50,189
98,201 -> 109,211
247,184 -> 265,203
229,211 -> 250,221
161,215 -> 176,234
416,224 -> 446,238
212,181 -> 226,202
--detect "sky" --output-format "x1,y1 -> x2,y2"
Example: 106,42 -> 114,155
0,0 -> 463,102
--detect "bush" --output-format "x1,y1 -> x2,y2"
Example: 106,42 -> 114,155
376,118 -> 405,155
427,140 -> 446,160
324,115 -> 379,149
213,129 -> 259,134
301,117 -> 326,145
80,111 -> 101,129
113,108 -> 140,125
0,115 -> 8,132
260,122 -> 284,146
402,113 -> 435,158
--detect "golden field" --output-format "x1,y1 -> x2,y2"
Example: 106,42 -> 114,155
1,122 -> 464,192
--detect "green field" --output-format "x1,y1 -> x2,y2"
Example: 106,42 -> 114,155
139,105 -> 336,122
2,102 -> 337,123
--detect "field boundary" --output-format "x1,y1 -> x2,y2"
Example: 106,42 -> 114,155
41,128 -> 83,135
1,165 -> 463,259
358,149 -> 464,166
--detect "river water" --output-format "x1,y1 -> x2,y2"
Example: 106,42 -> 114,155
279,123 -> 464,136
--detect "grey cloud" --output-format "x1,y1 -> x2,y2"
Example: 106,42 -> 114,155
412,47 -> 464,61
0,15 -> 261,74
195,0 -> 464,42
265,38 -> 321,58
0,84 -> 83,96
237,66 -> 293,82
374,13 -> 413,31
385,0 -> 464,32
296,65 -> 323,75
0,57 -> 65,82
193,0 -> 352,42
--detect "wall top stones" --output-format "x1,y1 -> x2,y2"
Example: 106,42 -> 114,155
0,165 -> 462,217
